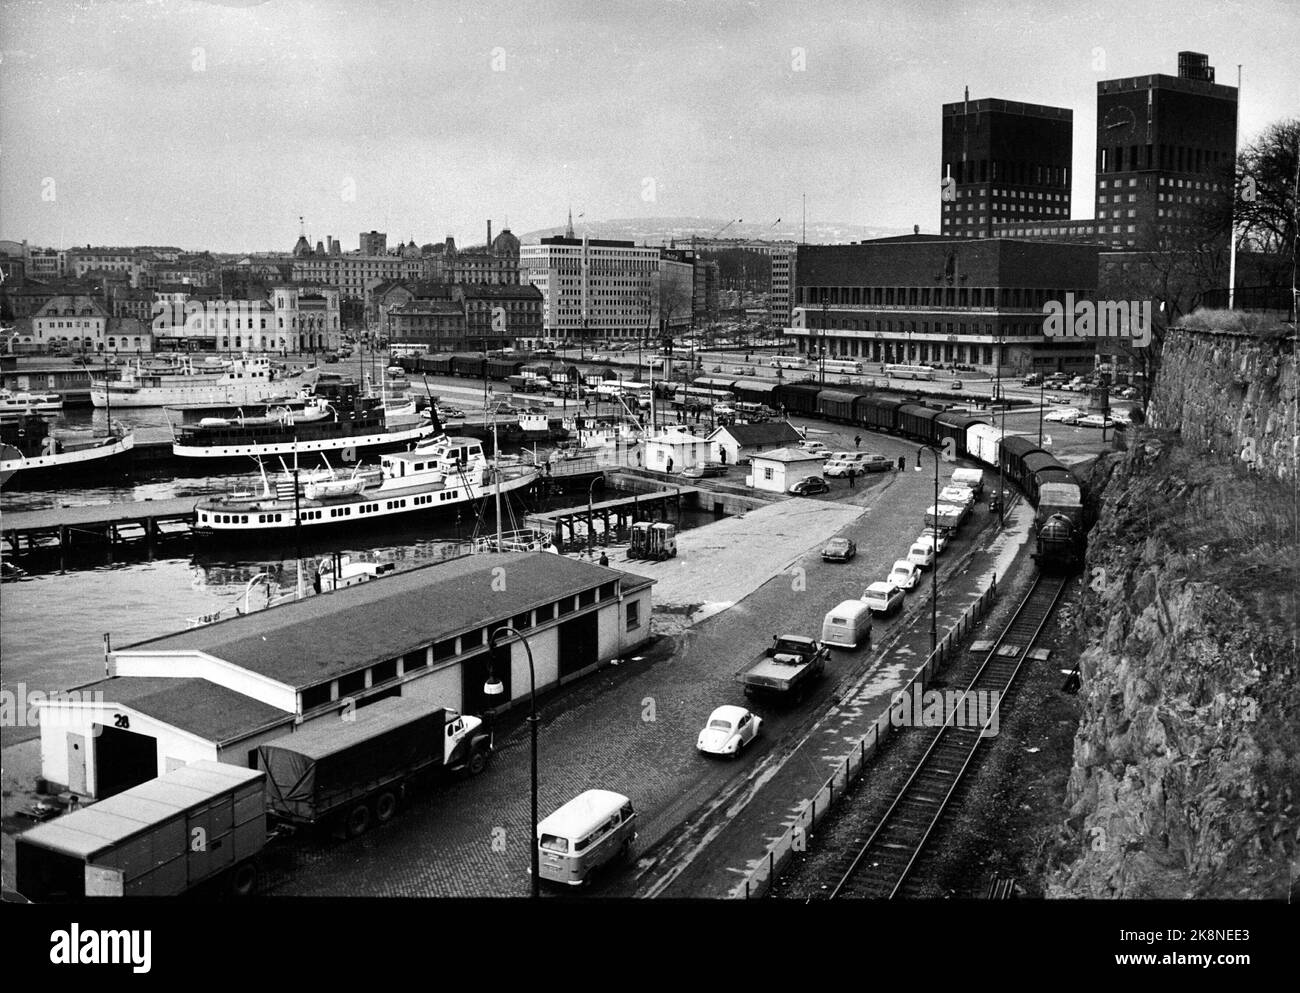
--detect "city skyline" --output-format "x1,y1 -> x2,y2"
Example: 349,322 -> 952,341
2,0 -> 1297,252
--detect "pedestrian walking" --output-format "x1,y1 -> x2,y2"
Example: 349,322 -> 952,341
599,551 -> 609,567
848,467 -> 856,489
854,434 -> 861,449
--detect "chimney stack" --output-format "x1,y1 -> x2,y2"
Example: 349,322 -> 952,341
487,220 -> 493,250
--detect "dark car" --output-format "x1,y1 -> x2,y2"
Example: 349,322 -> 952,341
861,454 -> 893,473
789,476 -> 830,496
821,537 -> 857,562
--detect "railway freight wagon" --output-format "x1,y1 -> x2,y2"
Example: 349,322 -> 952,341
731,377 -> 780,408
998,435 -> 1046,495
486,358 -> 524,380
774,382 -> 823,417
817,388 -> 865,423
934,411 -> 988,459
451,354 -> 486,379
15,761 -> 267,900
966,422 -> 1003,467
855,395 -> 904,434
421,354 -> 454,376
897,403 -> 942,442
1022,451 -> 1073,504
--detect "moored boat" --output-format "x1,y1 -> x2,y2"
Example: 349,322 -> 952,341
192,431 -> 539,538
91,354 -> 302,408
0,412 -> 134,490
171,379 -> 434,469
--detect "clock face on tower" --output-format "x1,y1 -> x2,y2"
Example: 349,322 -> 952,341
1103,104 -> 1136,138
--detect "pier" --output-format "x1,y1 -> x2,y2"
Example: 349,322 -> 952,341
0,497 -> 197,567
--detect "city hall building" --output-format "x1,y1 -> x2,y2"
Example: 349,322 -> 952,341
34,552 -> 654,800
788,236 -> 1102,375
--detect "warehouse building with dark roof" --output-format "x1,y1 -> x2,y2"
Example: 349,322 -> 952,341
36,552 -> 654,800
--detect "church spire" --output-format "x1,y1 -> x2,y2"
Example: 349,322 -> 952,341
565,207 -> 575,239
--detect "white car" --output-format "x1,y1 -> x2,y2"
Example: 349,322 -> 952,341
889,559 -> 921,591
1044,407 -> 1081,424
906,541 -> 935,571
799,440 -> 828,455
1076,414 -> 1114,429
697,705 -> 762,758
919,527 -> 949,554
862,581 -> 905,615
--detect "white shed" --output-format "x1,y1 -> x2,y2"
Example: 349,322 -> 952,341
643,427 -> 711,474
748,447 -> 827,494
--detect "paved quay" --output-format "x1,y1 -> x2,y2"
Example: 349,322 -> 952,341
615,496 -> 869,634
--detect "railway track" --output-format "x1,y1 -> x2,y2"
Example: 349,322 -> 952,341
822,572 -> 1069,900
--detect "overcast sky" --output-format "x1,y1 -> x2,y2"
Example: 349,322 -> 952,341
1,0 -> 1296,252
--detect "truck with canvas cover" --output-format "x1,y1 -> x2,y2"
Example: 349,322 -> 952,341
257,698 -> 491,837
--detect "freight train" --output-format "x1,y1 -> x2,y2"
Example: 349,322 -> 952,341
728,378 -> 1088,572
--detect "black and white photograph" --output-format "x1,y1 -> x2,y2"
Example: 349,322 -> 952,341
0,0 -> 1295,975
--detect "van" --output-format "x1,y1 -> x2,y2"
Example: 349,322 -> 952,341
537,789 -> 637,886
821,599 -> 873,649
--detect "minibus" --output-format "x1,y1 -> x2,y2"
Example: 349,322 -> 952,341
537,790 -> 637,886
821,599 -> 873,650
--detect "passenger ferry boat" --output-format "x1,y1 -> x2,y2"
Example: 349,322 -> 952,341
0,389 -> 64,415
0,412 -> 134,490
91,355 -> 301,408
171,379 -> 434,468
192,430 -> 539,538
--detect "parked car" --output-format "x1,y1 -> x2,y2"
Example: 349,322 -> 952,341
822,459 -> 855,478
861,581 -> 905,615
1076,414 -> 1114,429
696,705 -> 762,758
951,380 -> 963,390
906,541 -> 935,571
1044,407 -> 1081,424
1021,373 -> 1043,386
799,440 -> 828,455
681,462 -> 727,479
919,527 -> 949,554
889,559 -> 921,591
789,476 -> 830,496
821,537 -> 857,562
860,454 -> 893,473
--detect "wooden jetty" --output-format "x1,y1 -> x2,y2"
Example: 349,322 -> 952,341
525,486 -> 697,552
1,496 -> 197,566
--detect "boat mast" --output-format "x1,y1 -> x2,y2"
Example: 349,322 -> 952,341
494,412 -> 502,551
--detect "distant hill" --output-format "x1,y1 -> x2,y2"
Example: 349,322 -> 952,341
519,216 -> 911,246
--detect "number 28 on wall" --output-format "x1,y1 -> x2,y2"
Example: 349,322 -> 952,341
113,714 -> 130,729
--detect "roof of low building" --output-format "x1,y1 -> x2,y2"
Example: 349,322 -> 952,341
750,447 -> 825,463
123,552 -> 654,689
56,676 -> 292,745
709,422 -> 802,446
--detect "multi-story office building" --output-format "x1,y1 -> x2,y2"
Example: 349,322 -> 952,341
65,248 -> 147,287
768,246 -> 796,325
940,94 -> 1073,240
790,236 -> 1101,375
994,52 -> 1238,249
359,231 -> 387,257
520,235 -> 663,343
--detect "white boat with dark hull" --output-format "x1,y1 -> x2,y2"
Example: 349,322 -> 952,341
171,380 -> 434,469
91,355 -> 301,409
0,412 -> 134,490
0,390 -> 64,415
192,432 -> 539,538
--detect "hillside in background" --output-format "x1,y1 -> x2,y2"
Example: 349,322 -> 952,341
518,216 -> 911,246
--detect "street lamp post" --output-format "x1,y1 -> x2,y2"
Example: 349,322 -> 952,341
1037,378 -> 1045,447
914,448 -> 939,657
484,627 -> 540,899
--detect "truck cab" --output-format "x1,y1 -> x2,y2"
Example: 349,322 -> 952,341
444,711 -> 493,775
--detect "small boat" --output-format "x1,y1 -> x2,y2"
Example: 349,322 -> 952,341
0,390 -> 64,415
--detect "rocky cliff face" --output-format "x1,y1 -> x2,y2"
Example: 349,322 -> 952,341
1050,325 -> 1298,899
1150,322 -> 1297,481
